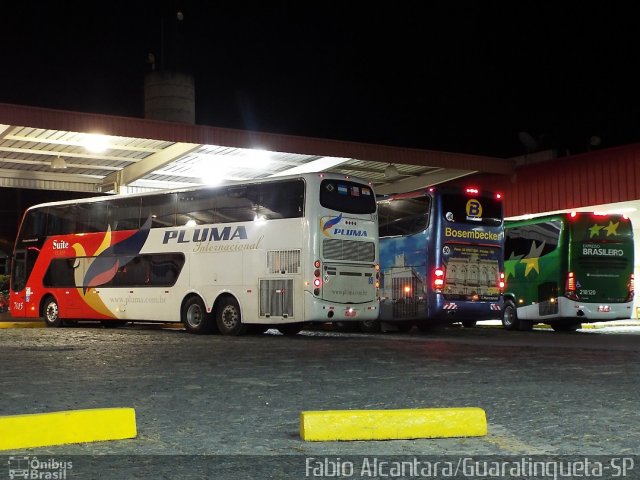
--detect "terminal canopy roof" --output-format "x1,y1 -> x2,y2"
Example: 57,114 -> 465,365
0,103 -> 512,196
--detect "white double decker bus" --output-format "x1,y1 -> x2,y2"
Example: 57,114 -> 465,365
10,173 -> 379,335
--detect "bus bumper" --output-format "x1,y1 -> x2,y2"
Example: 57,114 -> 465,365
558,298 -> 634,321
304,292 -> 379,322
429,296 -> 503,322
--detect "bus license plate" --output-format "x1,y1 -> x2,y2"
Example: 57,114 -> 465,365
598,305 -> 610,312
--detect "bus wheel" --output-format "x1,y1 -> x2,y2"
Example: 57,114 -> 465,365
461,320 -> 477,328
359,319 -> 382,333
42,296 -> 62,328
216,296 -> 247,336
182,296 -> 215,334
502,300 -> 520,331
277,323 -> 304,336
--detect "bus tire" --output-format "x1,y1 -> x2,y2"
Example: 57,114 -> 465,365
277,323 -> 304,336
182,296 -> 215,334
42,296 -> 62,328
216,296 -> 247,336
461,320 -> 477,328
359,319 -> 382,333
502,300 -> 520,331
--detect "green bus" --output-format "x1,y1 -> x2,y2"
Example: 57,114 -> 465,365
502,212 -> 634,331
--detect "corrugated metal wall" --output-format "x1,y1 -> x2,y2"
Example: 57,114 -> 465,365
453,144 -> 640,217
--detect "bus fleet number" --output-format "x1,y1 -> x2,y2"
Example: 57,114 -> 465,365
579,289 -> 596,296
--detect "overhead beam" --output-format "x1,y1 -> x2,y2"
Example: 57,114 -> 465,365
100,142 -> 200,192
0,145 -> 142,163
0,167 -> 101,193
375,169 -> 477,195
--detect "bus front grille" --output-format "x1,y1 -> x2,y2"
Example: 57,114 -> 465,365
323,239 -> 375,262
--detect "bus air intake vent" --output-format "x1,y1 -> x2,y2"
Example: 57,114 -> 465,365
259,279 -> 294,317
323,239 -> 375,262
267,250 -> 301,274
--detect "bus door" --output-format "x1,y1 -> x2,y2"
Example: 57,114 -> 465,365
10,249 -> 29,317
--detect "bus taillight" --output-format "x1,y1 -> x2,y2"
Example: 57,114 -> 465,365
432,267 -> 445,292
313,260 -> 322,295
495,192 -> 503,200
565,272 -> 579,300
375,264 -> 380,289
465,187 -> 479,195
627,273 -> 635,302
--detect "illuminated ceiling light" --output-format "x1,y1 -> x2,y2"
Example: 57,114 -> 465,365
50,155 -> 67,169
83,133 -> 109,153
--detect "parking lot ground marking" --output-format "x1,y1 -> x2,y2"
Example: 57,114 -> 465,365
0,407 -> 137,450
0,322 -> 44,329
300,407 -> 487,441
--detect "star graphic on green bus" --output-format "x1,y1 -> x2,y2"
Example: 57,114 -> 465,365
505,252 -> 523,279
520,241 -> 545,277
588,223 -> 604,238
604,220 -> 620,236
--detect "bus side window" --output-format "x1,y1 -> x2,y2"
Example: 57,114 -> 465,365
108,197 -> 141,231
20,209 -> 48,239
47,205 -> 76,235
176,189 -> 218,226
218,187 -> 255,223
258,180 -> 305,219
141,193 -> 177,228
43,258 -> 76,287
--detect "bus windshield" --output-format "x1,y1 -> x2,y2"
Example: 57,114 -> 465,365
377,196 -> 430,238
442,194 -> 502,226
319,179 -> 376,214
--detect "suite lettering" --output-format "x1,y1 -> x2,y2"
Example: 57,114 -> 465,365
163,226 -> 248,244
52,239 -> 69,250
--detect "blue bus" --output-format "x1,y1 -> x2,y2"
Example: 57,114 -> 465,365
363,186 -> 505,332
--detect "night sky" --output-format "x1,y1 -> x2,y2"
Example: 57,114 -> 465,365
2,1 -> 640,158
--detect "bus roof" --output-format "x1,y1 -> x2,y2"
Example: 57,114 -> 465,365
22,172 -> 374,212
505,211 -> 633,228
377,184 -> 502,202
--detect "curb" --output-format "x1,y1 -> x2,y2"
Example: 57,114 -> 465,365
0,322 -> 44,329
300,407 -> 487,441
0,407 -> 137,451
